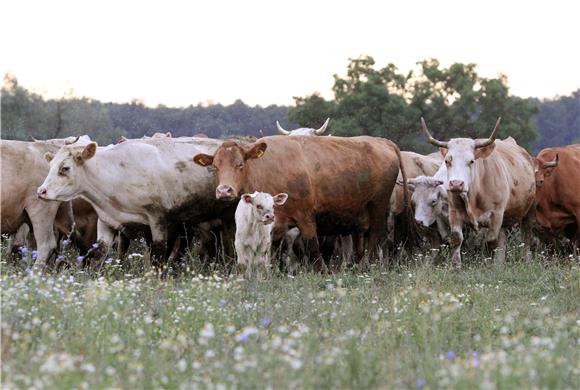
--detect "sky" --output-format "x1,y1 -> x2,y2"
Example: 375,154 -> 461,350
2,0 -> 579,107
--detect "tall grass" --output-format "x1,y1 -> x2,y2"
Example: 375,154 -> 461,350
1,236 -> 579,389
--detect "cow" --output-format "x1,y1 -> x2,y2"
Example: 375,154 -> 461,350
276,118 -> 331,136
420,118 -> 536,267
388,151 -> 441,247
235,191 -> 288,278
192,135 -> 408,270
1,139 -> 77,268
37,136 -> 235,270
534,145 -> 580,251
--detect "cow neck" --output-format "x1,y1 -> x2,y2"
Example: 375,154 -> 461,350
77,153 -> 127,219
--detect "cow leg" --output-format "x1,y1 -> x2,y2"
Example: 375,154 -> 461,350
386,210 -> 395,249
26,202 -> 59,270
448,209 -> 464,269
296,219 -> 326,273
149,224 -> 168,273
485,215 -> 506,263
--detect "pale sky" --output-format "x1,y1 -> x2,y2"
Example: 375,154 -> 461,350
2,0 -> 579,107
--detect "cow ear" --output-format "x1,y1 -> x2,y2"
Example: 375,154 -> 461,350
242,193 -> 254,204
474,143 -> 496,159
193,153 -> 214,167
439,147 -> 448,157
44,152 -> 54,163
273,193 -> 288,206
244,142 -> 267,160
81,142 -> 97,161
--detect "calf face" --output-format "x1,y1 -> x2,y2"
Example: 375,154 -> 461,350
241,192 -> 288,225
534,154 -> 559,187
409,177 -> 447,227
37,143 -> 97,201
193,141 -> 267,200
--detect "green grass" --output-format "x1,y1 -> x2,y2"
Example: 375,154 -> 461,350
1,239 -> 579,389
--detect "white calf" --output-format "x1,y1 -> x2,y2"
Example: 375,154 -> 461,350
235,192 -> 288,278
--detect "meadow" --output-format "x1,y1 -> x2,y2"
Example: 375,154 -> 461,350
1,238 -> 579,389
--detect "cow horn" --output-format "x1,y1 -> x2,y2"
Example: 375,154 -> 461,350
542,154 -> 559,168
30,136 -> 39,142
276,121 -> 290,135
421,117 -> 448,148
65,136 -> 80,145
475,117 -> 502,149
314,118 -> 330,135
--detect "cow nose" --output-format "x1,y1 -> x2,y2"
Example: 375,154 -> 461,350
37,187 -> 47,198
449,180 -> 464,192
264,213 -> 274,221
415,219 -> 428,228
216,185 -> 235,199
536,179 -> 544,187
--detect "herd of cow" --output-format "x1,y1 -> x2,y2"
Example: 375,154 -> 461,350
1,117 -> 579,275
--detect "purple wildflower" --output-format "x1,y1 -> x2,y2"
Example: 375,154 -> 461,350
19,246 -> 28,254
31,250 -> 38,260
56,255 -> 65,263
473,358 -> 480,367
416,378 -> 426,388
446,351 -> 456,360
105,258 -> 113,264
76,255 -> 84,263
260,318 -> 271,327
471,351 -> 478,357
62,239 -> 71,247
219,299 -> 226,306
91,243 -> 99,249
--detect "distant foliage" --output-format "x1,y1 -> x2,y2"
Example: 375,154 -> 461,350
289,57 -> 542,152
531,90 -> 580,153
1,73 -> 292,144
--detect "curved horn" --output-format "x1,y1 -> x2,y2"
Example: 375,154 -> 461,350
314,118 -> 330,135
475,117 -> 502,149
542,154 -> 559,168
276,121 -> 290,135
421,117 -> 448,148
30,136 -> 39,142
65,136 -> 80,145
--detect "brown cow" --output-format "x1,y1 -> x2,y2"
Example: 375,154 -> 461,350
421,118 -> 536,267
193,135 -> 408,269
534,145 -> 580,251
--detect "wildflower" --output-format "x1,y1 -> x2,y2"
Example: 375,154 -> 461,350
472,358 -> 480,367
416,378 -> 426,388
76,256 -> 84,263
31,250 -> 38,260
446,351 -> 456,360
62,239 -> 71,247
199,323 -> 215,339
260,318 -> 272,327
105,258 -> 113,264
177,359 -> 187,372
235,326 -> 258,342
219,299 -> 226,306
91,243 -> 99,249
19,246 -> 28,254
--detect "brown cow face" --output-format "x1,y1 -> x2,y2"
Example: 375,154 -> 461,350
37,143 -> 97,201
442,139 -> 495,194
534,154 -> 559,187
193,141 -> 267,200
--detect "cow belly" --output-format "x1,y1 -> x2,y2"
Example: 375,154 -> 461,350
315,212 -> 369,236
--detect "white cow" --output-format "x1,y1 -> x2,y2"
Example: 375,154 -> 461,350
235,191 -> 288,278
37,136 -> 233,269
276,118 -> 330,136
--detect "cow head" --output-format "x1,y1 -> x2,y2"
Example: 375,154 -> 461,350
421,117 -> 501,194
534,154 -> 559,187
408,176 -> 447,227
276,118 -> 330,136
192,140 -> 267,200
37,142 -> 98,201
241,192 -> 288,225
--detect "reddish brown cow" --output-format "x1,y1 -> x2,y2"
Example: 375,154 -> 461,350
193,135 -> 408,269
534,145 -> 580,250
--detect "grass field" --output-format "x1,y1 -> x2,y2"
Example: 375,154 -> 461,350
1,238 -> 579,389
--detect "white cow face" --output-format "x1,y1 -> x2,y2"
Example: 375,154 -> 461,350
440,139 -> 495,194
37,143 -> 97,201
241,192 -> 288,225
409,177 -> 447,227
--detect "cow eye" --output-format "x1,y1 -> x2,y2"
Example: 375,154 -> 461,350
59,166 -> 70,175
431,199 -> 437,206
445,160 -> 451,166
469,159 -> 475,165
236,163 -> 244,169
256,205 -> 263,210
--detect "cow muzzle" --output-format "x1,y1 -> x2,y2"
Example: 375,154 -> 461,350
37,187 -> 49,199
448,180 -> 465,193
263,213 -> 275,225
216,185 -> 236,200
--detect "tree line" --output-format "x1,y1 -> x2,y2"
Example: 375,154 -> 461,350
2,60 -> 578,153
